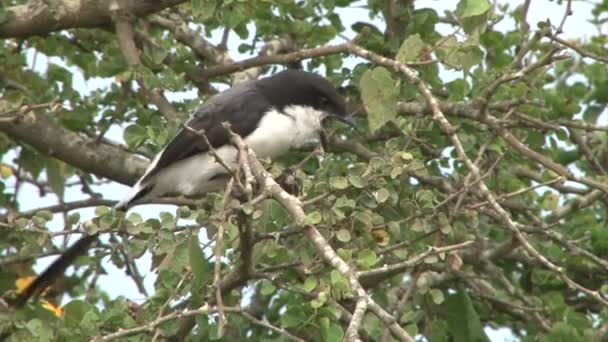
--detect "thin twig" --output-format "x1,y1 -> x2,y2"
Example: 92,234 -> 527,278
212,178 -> 234,338
91,304 -> 211,341
181,123 -> 235,176
359,241 -> 475,280
467,176 -> 565,210
151,270 -> 191,342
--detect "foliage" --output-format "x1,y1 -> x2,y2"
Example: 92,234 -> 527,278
1,0 -> 608,341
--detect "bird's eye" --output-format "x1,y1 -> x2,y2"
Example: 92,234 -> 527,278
320,97 -> 330,106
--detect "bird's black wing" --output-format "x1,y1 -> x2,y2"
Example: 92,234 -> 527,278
142,83 -> 270,182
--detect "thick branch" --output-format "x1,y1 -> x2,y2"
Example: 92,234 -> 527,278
0,113 -> 146,186
0,0 -> 186,38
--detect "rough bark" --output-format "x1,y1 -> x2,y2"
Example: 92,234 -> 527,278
0,0 -> 186,38
0,114 -> 147,185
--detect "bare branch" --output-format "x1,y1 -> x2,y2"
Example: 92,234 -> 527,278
201,42 -> 349,80
548,34 -> 608,63
0,198 -> 116,221
92,304 -> 211,341
359,241 -> 475,284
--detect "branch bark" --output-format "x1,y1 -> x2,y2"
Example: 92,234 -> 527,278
0,113 -> 146,186
0,0 -> 186,38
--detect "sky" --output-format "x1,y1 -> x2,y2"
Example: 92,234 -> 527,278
6,1 -> 601,341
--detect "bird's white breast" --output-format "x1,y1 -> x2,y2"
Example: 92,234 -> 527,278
149,105 -> 324,198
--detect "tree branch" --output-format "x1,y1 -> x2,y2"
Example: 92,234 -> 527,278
0,0 -> 187,38
0,113 -> 147,186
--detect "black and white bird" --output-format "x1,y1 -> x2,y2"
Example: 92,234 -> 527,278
14,69 -> 354,307
116,69 -> 353,209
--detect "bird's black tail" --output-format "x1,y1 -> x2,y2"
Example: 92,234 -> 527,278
12,233 -> 100,308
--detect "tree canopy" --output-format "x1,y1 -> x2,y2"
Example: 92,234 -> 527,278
1,0 -> 608,341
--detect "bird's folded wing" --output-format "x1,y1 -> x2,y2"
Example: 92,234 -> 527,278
141,84 -> 270,182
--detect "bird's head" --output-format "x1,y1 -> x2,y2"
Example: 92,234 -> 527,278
259,69 -> 356,129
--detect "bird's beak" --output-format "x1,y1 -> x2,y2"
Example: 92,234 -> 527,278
328,113 -> 358,129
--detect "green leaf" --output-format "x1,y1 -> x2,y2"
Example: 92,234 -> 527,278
411,218 -> 428,232
127,212 -> 142,225
348,175 -> 365,188
376,188 -> 390,203
260,279 -> 276,295
444,285 -> 490,342
310,292 -> 327,309
302,276 -> 318,293
430,288 -> 445,304
542,193 -> 559,210
400,310 -> 424,324
337,248 -> 352,261
189,233 -> 209,304
46,159 -> 67,197
396,34 -> 426,63
80,310 -> 101,335
541,322 -> 583,342
330,270 -> 346,286
191,0 -> 202,15
124,124 -> 147,148
177,206 -> 191,219
0,6 -> 9,25
25,319 -> 55,341
195,0 -> 217,19
437,36 -> 483,72
305,211 -> 323,225
67,212 -> 81,225
429,320 -> 450,342
456,0 -> 491,19
446,79 -> 470,100
319,317 -> 344,342
405,323 -> 419,336
63,300 -> 97,328
0,163 -> 12,179
360,67 -> 398,133
336,228 -> 351,242
356,249 -> 378,269
95,206 -> 110,216
330,176 -> 349,190
281,306 -> 308,328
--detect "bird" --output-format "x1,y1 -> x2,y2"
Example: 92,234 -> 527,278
13,69 -> 355,307
115,69 -> 354,209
